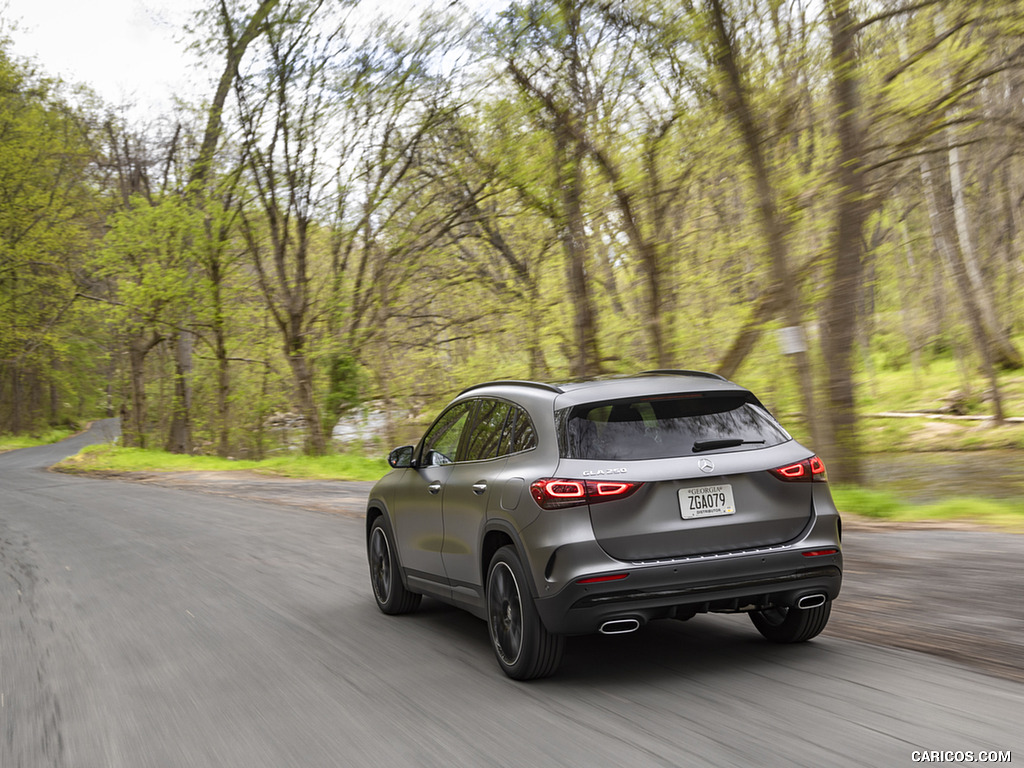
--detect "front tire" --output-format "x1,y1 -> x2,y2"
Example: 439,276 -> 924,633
368,517 -> 421,615
750,600 -> 831,643
486,546 -> 563,680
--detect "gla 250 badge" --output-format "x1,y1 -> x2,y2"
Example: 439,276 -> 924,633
582,467 -> 628,476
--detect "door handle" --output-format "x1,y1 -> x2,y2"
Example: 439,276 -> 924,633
427,481 -> 442,495
472,481 -> 487,495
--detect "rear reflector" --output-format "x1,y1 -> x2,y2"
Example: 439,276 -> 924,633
530,478 -> 642,509
576,573 -> 629,585
802,549 -> 838,557
769,456 -> 827,483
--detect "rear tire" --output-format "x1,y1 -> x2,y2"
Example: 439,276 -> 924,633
368,517 -> 421,615
750,600 -> 831,643
486,546 -> 563,680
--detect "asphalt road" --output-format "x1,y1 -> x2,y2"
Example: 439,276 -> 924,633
1,421 -> 1020,767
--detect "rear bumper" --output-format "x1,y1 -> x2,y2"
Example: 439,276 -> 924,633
533,547 -> 842,635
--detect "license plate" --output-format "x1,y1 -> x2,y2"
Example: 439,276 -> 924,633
680,484 -> 736,519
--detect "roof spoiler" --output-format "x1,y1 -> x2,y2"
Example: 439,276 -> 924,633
637,369 -> 728,382
457,379 -> 564,396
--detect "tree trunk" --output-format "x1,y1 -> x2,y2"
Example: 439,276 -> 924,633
715,252 -> 825,380
188,0 -> 281,194
820,0 -> 868,485
125,340 -> 147,448
947,145 -> 1022,370
215,330 -> 231,458
285,344 -> 327,455
705,0 -> 821,449
182,0 -> 280,456
919,156 -> 1005,423
165,331 -> 194,454
122,331 -> 164,449
557,124 -> 601,378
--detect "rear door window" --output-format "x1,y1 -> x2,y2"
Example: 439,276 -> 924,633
462,399 -> 513,461
560,394 -> 790,460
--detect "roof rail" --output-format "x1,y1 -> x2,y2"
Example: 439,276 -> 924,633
637,369 -> 728,382
457,379 -> 564,397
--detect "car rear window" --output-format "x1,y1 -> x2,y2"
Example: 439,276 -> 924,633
558,393 -> 791,460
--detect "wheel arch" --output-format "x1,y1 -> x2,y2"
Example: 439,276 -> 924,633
365,502 -> 386,541
480,520 -> 538,597
365,503 -> 415,592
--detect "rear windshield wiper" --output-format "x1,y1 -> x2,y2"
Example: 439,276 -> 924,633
692,439 -> 765,453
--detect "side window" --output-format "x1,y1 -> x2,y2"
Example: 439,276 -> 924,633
497,407 -> 517,456
509,406 -> 537,454
462,399 -> 512,462
421,402 -> 473,466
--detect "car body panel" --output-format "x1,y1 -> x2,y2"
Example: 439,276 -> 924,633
388,463 -> 450,586
442,457 -> 508,600
557,443 -> 818,561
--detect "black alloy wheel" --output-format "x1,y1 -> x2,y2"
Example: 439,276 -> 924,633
486,546 -> 563,680
368,517 -> 421,615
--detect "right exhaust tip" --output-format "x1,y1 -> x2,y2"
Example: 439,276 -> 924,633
797,594 -> 827,609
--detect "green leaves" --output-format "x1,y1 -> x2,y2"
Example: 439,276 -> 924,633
4,0 -> 1024,462
0,41 -> 100,431
96,196 -> 202,329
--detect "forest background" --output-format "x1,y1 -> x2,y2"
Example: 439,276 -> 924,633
2,0 -> 1024,488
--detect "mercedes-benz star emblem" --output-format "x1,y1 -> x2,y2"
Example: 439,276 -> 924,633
698,458 -> 715,474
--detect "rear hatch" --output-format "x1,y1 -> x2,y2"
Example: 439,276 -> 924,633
555,391 -> 818,561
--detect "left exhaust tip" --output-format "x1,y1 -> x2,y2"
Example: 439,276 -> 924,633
599,618 -> 641,635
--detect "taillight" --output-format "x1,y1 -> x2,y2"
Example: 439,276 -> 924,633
769,456 -> 827,482
530,478 -> 642,510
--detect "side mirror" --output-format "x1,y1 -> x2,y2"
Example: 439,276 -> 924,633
387,445 -> 416,468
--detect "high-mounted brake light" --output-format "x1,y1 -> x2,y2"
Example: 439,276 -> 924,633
530,478 -> 642,510
769,456 -> 827,483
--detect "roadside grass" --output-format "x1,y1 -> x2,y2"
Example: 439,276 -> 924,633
859,416 -> 1024,452
55,444 -> 388,482
831,486 -> 1024,531
0,427 -> 78,453
857,358 -> 1024,416
53,444 -> 1024,530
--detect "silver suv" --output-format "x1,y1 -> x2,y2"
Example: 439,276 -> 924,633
366,371 -> 842,679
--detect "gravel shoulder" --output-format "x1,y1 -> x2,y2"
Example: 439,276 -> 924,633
56,466 -> 1024,685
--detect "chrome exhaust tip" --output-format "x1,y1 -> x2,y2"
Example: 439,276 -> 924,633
599,618 -> 641,635
797,594 -> 826,609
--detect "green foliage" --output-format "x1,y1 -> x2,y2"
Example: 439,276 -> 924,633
95,196 -> 203,325
3,0 -> 1024,473
0,426 -> 79,452
831,486 -> 904,518
324,352 -> 363,418
0,39 -> 104,432
56,443 -> 388,482
872,329 -> 912,372
832,485 -> 1024,531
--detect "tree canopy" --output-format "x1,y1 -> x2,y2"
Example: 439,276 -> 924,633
2,0 -> 1023,482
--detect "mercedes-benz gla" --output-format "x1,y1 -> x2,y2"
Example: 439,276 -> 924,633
366,371 -> 842,679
